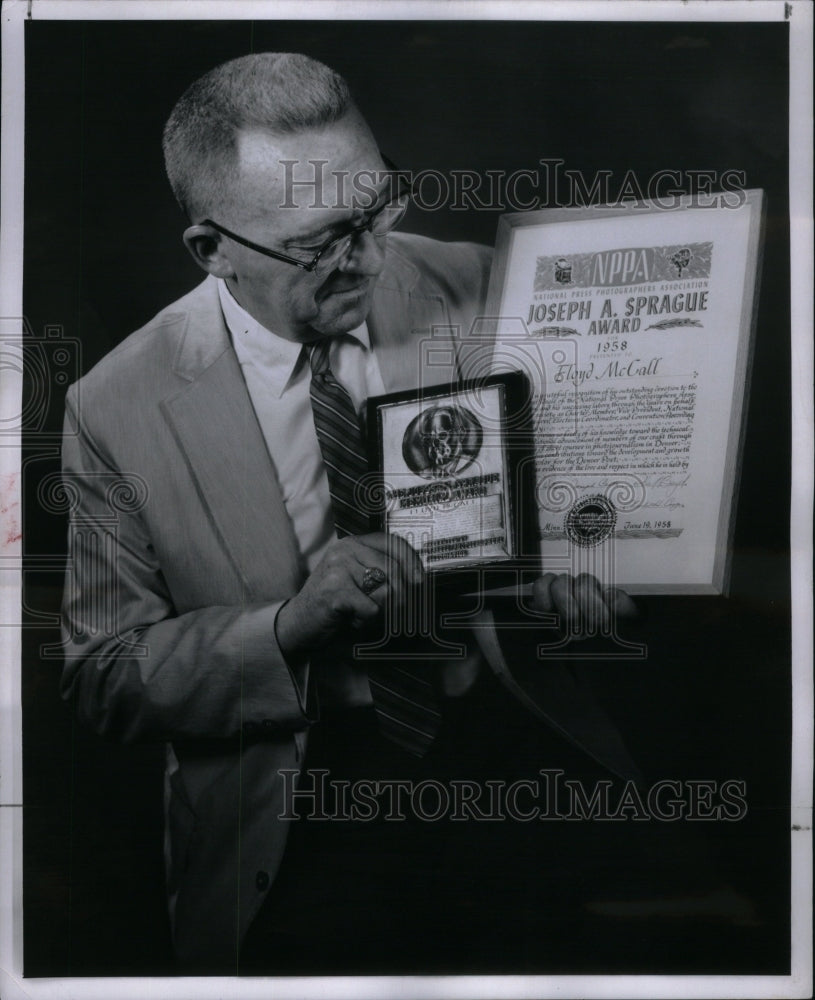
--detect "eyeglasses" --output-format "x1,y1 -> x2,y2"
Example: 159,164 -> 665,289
199,160 -> 411,275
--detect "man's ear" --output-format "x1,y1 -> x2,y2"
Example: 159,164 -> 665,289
182,224 -> 236,278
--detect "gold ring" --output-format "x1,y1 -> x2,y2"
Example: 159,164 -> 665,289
361,566 -> 387,595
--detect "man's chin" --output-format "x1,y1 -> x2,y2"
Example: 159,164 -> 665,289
314,286 -> 374,335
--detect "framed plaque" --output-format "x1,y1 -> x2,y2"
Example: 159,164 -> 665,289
482,191 -> 765,594
366,372 -> 537,587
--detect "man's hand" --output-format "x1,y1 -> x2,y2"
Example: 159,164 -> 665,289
532,572 -> 639,637
275,532 -> 424,659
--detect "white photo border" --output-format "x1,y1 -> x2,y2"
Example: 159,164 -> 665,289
1,2 -> 811,998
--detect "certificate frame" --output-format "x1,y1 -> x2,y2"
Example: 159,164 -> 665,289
483,191 -> 766,595
366,371 -> 538,591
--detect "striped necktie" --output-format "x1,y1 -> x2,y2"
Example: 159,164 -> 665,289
307,338 -> 369,537
308,339 -> 441,756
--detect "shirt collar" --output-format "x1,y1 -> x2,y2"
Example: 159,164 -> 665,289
217,278 -> 371,397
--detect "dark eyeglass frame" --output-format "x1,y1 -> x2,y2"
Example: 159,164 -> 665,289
198,156 -> 412,273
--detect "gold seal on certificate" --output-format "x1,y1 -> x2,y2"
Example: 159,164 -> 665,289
366,372 -> 536,586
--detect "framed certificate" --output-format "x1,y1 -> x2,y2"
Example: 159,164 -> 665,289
482,191 -> 765,594
366,372 -> 537,587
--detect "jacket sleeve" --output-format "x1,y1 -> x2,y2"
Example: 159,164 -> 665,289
59,386 -> 313,744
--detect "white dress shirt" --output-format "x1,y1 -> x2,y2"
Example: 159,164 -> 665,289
218,278 -> 387,575
217,279 -> 388,706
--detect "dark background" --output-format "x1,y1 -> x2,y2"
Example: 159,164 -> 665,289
22,19 -> 791,976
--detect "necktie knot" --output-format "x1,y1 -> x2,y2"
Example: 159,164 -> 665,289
308,339 -> 331,378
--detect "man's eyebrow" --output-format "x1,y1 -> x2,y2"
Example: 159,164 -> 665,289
279,176 -> 399,248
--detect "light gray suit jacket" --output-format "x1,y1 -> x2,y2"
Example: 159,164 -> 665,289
60,233 -> 494,965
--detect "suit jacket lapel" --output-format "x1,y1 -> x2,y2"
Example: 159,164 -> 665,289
161,278 -> 303,600
368,251 -> 461,392
157,251 -> 461,600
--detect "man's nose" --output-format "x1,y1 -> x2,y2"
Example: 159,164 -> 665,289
338,229 -> 386,276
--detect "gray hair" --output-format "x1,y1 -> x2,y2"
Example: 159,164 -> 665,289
162,52 -> 353,219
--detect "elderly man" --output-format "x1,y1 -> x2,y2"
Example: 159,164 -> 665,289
60,52 -> 636,972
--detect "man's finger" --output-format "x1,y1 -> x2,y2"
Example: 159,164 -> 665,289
347,539 -> 394,607
532,573 -> 557,614
344,590 -> 384,629
355,532 -> 424,586
573,573 -> 611,631
603,586 -> 641,621
345,536 -> 420,615
550,573 -> 579,627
